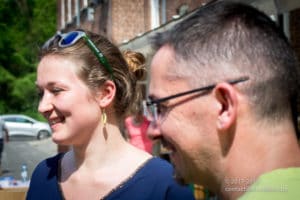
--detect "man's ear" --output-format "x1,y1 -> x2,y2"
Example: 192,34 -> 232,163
214,83 -> 237,131
96,80 -> 116,107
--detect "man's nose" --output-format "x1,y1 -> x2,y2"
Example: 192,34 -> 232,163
147,121 -> 162,140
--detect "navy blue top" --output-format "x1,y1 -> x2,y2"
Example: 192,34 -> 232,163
26,154 -> 195,200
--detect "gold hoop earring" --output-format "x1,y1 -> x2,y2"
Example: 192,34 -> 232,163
101,109 -> 107,126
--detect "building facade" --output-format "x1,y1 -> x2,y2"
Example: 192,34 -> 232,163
56,0 -> 209,44
56,0 -> 300,118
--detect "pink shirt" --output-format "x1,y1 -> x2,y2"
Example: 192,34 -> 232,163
125,116 -> 153,153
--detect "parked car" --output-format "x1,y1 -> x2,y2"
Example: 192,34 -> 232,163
0,114 -> 51,140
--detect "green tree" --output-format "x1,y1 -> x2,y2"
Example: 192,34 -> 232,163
0,0 -> 56,120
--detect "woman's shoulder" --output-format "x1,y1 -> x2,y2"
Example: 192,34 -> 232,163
143,157 -> 173,173
27,153 -> 65,200
31,153 -> 64,179
137,157 -> 178,184
119,157 -> 195,199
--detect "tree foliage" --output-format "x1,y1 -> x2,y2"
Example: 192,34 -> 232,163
0,0 -> 56,120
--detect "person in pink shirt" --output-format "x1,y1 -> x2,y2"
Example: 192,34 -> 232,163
125,113 -> 152,154
123,51 -> 153,154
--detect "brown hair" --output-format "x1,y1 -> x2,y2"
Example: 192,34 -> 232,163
122,50 -> 147,117
123,50 -> 147,81
40,30 -> 146,123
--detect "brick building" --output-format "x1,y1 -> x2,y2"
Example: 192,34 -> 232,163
56,1 -> 300,68
56,0 -> 300,120
56,0 -> 209,44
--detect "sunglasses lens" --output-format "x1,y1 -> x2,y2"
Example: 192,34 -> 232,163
47,31 -> 113,78
60,32 -> 80,46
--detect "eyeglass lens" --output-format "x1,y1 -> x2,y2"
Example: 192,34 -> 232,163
146,103 -> 158,122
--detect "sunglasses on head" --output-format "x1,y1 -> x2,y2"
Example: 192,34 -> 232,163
43,31 -> 114,79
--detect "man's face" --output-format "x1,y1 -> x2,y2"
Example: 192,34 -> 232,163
148,46 -> 220,185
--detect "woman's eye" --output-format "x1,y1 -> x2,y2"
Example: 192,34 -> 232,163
51,87 -> 63,94
37,90 -> 44,99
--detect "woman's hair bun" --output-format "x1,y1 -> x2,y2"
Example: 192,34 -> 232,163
123,50 -> 147,81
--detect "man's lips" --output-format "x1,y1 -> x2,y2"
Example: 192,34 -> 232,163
161,139 -> 176,154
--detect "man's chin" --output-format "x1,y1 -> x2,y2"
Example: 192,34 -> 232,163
173,171 -> 189,186
170,155 -> 191,185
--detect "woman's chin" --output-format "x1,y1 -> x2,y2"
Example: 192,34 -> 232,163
51,133 -> 68,146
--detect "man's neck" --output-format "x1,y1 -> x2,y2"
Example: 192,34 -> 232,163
219,120 -> 300,200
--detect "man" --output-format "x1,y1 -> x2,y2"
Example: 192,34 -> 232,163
0,117 -> 9,174
146,1 -> 300,199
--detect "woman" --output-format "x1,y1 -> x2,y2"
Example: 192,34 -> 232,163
27,30 -> 194,200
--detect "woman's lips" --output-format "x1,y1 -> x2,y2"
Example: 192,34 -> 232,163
49,117 -> 65,129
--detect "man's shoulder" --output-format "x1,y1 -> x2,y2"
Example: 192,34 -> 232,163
256,167 -> 300,181
239,168 -> 300,200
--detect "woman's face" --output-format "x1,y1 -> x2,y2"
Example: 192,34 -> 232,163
36,55 -> 102,145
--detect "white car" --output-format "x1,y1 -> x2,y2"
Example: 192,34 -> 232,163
0,114 -> 51,140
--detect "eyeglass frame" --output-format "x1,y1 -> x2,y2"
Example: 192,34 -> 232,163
42,31 -> 114,79
146,76 -> 249,123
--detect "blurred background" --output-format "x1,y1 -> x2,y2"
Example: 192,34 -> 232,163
0,0 -> 299,199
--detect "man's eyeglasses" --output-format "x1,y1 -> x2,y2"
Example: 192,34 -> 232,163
146,76 -> 249,123
42,31 -> 114,79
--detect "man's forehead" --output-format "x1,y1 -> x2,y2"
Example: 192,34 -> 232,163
149,47 -> 189,99
151,46 -> 175,68
150,47 -> 173,82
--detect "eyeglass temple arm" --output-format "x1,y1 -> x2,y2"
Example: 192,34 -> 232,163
148,76 -> 249,105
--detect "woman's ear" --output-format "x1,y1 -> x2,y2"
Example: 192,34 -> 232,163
96,80 -> 116,107
214,83 -> 238,131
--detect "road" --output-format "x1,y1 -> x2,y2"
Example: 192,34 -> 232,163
0,136 -> 57,180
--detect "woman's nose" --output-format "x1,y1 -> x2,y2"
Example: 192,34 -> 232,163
38,93 -> 53,117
